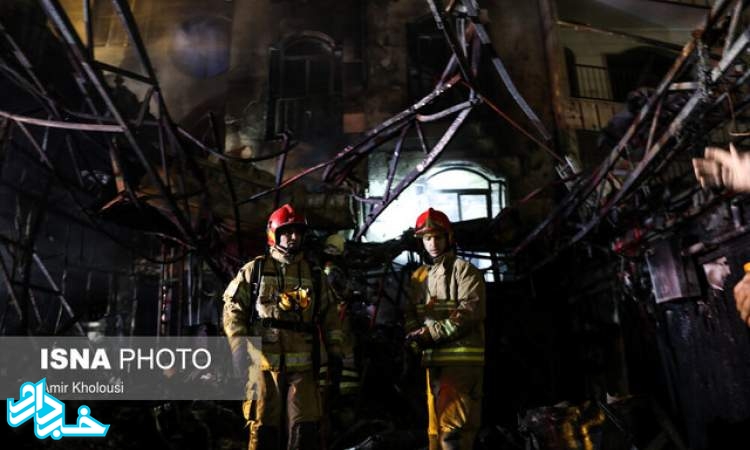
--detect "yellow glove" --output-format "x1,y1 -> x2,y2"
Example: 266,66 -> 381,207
692,144 -> 750,192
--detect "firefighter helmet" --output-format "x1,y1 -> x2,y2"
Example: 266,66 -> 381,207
324,234 -> 346,255
414,208 -> 453,242
267,204 -> 307,247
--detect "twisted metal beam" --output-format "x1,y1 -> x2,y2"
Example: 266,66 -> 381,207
2,0 -> 553,273
515,1 -> 750,274
354,105 -> 474,240
38,0 -> 228,280
513,0 -> 738,256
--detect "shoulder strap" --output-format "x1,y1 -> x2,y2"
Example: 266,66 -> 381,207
309,260 -> 323,322
437,256 -> 456,301
248,255 -> 265,325
307,258 -> 323,377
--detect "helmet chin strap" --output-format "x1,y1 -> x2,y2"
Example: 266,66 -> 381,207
274,240 -> 302,256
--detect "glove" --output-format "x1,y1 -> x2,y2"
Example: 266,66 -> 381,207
404,326 -> 434,354
734,272 -> 750,327
692,144 -> 750,192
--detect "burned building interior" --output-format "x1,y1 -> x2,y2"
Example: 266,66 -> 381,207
3,0 -> 750,449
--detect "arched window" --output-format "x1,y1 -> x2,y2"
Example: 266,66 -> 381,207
267,32 -> 342,141
365,162 -> 506,241
422,166 -> 505,221
364,162 -> 506,281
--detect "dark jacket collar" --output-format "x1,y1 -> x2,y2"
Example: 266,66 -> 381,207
428,250 -> 455,270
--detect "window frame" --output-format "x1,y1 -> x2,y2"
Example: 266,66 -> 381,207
425,165 -> 506,220
266,31 -> 343,141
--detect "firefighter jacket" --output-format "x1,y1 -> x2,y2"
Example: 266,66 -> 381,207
405,251 -> 485,366
223,248 -> 343,373
318,260 -> 361,395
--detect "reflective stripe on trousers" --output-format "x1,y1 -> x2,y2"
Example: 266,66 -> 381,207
422,347 -> 484,365
262,352 -> 314,371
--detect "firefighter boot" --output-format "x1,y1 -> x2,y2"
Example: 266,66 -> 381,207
249,425 -> 280,450
289,421 -> 319,450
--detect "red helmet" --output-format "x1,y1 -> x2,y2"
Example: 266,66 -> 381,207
414,208 -> 453,240
267,204 -> 307,247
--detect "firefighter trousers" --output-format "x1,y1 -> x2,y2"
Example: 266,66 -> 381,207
426,366 -> 483,450
243,369 -> 322,450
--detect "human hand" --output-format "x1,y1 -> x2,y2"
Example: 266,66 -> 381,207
692,144 -> 750,192
404,327 -> 433,354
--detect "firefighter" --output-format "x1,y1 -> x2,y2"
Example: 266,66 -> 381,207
222,204 -> 342,450
693,144 -> 750,326
318,233 -> 361,428
404,208 -> 486,450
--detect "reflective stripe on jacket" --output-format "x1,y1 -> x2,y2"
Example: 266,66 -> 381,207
406,251 -> 486,366
222,249 -> 341,373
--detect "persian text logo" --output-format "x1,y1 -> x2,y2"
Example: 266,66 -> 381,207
6,378 -> 109,439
